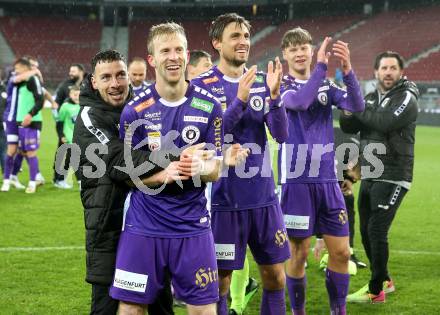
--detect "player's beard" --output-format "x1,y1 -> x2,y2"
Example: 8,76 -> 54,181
224,54 -> 247,68
378,76 -> 398,92
70,75 -> 80,82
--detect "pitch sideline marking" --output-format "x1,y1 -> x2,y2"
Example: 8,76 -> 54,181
0,246 -> 83,252
0,246 -> 438,256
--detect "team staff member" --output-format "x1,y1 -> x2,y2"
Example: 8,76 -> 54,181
341,51 -> 419,303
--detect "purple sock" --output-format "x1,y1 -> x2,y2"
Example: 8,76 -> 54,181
286,275 -> 306,315
325,269 -> 349,315
12,153 -> 24,176
4,155 -> 14,179
261,288 -> 286,315
217,294 -> 228,315
26,156 -> 39,181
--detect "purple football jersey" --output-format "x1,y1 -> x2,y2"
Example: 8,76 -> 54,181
3,75 -> 19,123
119,82 -> 224,237
192,66 -> 288,211
278,62 -> 364,184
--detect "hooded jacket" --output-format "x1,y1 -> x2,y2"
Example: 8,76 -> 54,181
339,78 -> 419,182
73,74 -> 167,285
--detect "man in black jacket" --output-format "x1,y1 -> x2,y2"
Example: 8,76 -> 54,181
73,50 -> 201,315
340,51 -> 419,303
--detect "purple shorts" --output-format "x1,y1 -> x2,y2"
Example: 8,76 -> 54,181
3,121 -> 19,144
280,182 -> 349,238
211,204 -> 290,270
18,127 -> 40,151
110,231 -> 219,306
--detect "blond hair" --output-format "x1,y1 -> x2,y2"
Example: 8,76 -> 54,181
147,22 -> 187,55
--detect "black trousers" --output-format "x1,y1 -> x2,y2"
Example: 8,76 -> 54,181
344,193 -> 356,248
358,180 -> 407,294
53,139 -> 65,182
90,275 -> 174,315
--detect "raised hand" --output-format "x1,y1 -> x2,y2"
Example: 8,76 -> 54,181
266,56 -> 283,99
237,65 -> 257,102
332,40 -> 352,75
317,36 -> 332,65
224,143 -> 250,166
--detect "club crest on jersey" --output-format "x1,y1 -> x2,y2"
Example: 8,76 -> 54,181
147,131 -> 161,151
318,92 -> 328,106
191,97 -> 214,113
182,125 -> 200,144
250,95 -> 264,111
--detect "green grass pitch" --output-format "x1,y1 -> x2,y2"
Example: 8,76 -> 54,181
1,109 -> 439,314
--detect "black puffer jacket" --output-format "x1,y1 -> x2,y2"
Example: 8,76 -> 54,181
73,74 -> 166,285
340,78 -> 419,182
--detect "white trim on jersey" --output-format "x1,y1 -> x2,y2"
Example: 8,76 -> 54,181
7,86 -> 18,122
122,192 -> 132,231
81,106 -> 110,144
280,142 -> 287,184
159,96 -> 187,107
294,78 -> 308,84
222,74 -> 241,83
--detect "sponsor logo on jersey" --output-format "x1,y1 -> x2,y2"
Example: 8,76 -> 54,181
195,267 -> 218,290
318,92 -> 328,106
113,269 -> 148,293
144,111 -> 161,121
318,85 -> 330,92
255,75 -> 264,83
275,229 -> 288,247
211,86 -> 224,95
202,76 -> 219,84
213,117 -> 222,152
221,103 -> 227,112
191,97 -> 214,113
250,86 -> 266,94
215,244 -> 235,260
145,123 -> 162,131
134,97 -> 155,112
284,215 -> 310,230
184,115 -> 209,124
182,125 -> 200,144
250,95 -> 264,111
147,131 -> 161,151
